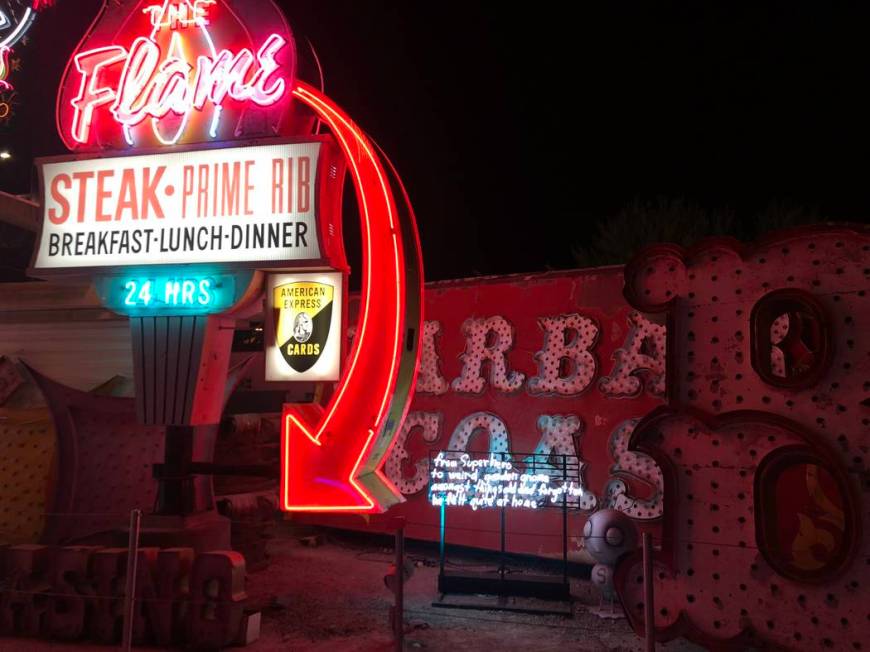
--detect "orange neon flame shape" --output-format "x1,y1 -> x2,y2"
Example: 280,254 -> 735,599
0,47 -> 11,90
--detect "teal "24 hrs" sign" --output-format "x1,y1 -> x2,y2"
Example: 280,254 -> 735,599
96,273 -> 237,316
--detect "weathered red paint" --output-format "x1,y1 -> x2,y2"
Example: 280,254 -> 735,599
305,268 -> 666,557
615,225 -> 869,651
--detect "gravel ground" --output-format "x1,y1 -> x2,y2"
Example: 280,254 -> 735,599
0,527 -> 704,651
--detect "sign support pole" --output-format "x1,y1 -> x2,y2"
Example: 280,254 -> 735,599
499,461 -> 507,583
643,531 -> 655,652
439,500 -> 446,578
394,525 -> 405,652
122,508 -> 142,652
562,454 -> 568,586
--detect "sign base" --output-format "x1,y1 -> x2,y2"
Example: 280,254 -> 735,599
437,570 -> 571,601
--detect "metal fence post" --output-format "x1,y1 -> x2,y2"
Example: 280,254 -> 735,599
122,508 -> 142,652
562,454 -> 568,585
499,452 -> 507,582
395,525 -> 405,652
642,531 -> 655,652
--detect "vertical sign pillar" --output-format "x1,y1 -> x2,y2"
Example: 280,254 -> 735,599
643,531 -> 655,652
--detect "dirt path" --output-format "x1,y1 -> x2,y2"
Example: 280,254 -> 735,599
0,531 -> 702,651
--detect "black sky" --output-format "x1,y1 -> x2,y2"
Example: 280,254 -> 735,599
2,1 -> 870,280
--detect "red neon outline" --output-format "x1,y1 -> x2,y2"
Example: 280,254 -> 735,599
284,414 -> 377,512
56,0 -> 295,149
69,45 -> 127,143
280,82 -> 410,512
285,413 -> 321,447
298,87 -> 403,431
290,86 -> 391,444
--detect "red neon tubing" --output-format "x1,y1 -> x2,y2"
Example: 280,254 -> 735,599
280,81 -> 409,512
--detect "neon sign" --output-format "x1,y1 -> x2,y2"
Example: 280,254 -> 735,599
69,32 -> 287,145
428,452 -> 588,511
0,46 -> 9,90
43,0 -> 425,515
143,0 -> 213,30
0,2 -> 55,109
0,1 -> 38,49
279,83 -> 423,513
57,0 -> 296,150
97,272 -> 236,316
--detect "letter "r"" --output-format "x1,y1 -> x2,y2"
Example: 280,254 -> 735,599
69,46 -> 127,144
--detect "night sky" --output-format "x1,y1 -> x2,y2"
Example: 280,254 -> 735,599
2,1 -> 870,280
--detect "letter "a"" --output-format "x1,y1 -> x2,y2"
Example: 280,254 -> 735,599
599,312 -> 666,398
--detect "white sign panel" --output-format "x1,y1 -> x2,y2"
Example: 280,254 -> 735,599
34,142 -> 322,270
266,272 -> 343,382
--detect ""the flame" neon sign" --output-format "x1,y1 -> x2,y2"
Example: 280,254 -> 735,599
47,0 -> 424,515
57,0 -> 295,149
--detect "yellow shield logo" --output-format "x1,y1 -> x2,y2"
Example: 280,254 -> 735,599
273,281 -> 335,373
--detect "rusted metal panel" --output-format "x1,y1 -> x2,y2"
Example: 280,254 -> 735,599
24,364 -> 164,545
0,319 -> 132,392
0,408 -> 55,544
0,544 -> 250,645
615,225 -> 870,651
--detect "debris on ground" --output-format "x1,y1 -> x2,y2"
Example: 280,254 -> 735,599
0,524 -> 704,651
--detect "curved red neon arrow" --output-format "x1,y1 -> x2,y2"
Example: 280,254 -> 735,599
280,81 -> 423,512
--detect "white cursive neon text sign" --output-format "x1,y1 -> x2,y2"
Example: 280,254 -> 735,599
428,451 -> 587,511
69,31 -> 287,145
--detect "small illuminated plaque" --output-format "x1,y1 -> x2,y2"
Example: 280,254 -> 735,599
428,451 -> 587,511
266,271 -> 343,382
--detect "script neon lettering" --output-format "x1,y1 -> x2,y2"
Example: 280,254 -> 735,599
428,451 -> 587,511
68,34 -> 288,144
70,46 -> 128,144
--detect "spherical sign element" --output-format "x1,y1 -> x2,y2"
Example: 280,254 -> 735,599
280,82 -> 423,513
584,508 -> 640,566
